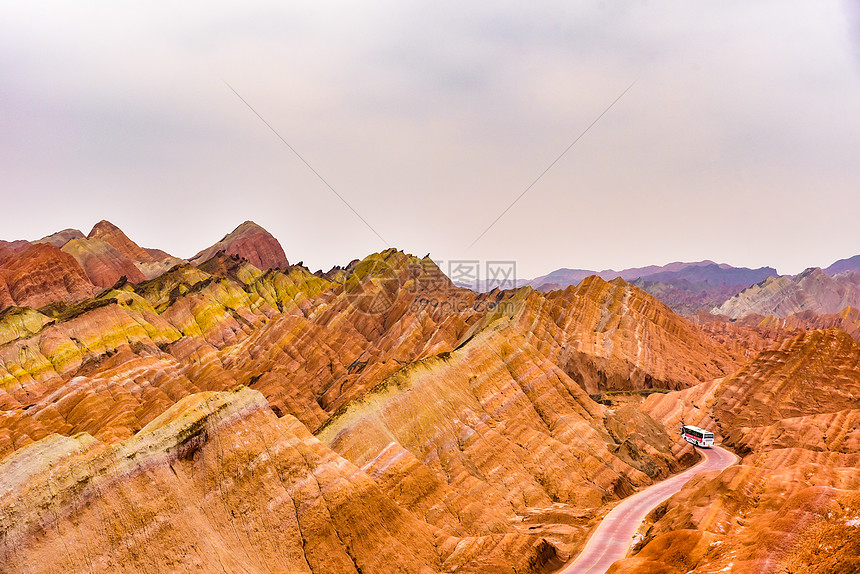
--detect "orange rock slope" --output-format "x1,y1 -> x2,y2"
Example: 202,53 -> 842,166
751,306 -> 860,342
0,387 -> 558,574
6,220 -> 855,574
618,328 -> 860,573
0,235 -> 749,573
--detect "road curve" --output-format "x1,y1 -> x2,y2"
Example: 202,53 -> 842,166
559,445 -> 737,574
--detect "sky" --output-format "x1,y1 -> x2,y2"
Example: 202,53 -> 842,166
1,1 -> 859,278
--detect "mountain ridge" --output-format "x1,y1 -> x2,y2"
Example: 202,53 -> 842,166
0,243 -> 729,572
0,220 -> 857,573
525,261 -> 778,315
824,254 -> 860,275
0,220 -> 291,312
714,267 -> 860,319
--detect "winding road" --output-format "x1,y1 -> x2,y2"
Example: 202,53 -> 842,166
560,445 -> 738,574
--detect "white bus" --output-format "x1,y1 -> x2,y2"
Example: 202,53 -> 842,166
680,425 -> 714,448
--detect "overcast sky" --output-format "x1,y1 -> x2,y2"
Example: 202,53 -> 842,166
2,1 -> 858,277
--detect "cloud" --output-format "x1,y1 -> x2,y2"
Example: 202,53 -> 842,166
0,1 -> 858,276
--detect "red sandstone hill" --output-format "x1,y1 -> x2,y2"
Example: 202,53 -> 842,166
620,328 -> 860,573
61,237 -> 148,287
0,244 -> 749,573
692,306 -> 860,350
87,220 -> 185,279
189,220 -> 289,271
0,240 -> 32,255
88,220 -> 155,261
752,306 -> 860,342
0,222 -> 188,311
1,221 -> 857,574
0,243 -> 96,309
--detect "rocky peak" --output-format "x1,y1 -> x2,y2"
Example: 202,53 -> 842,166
189,221 -> 289,271
88,220 -> 156,264
87,220 -> 121,239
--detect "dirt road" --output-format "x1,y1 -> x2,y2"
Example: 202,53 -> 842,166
560,445 -> 737,574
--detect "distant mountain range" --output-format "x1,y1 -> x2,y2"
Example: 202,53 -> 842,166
526,260 -> 778,290
824,254 -> 860,275
3,219 -> 857,322
523,261 -> 778,314
715,267 -> 860,319
524,257 -> 859,316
